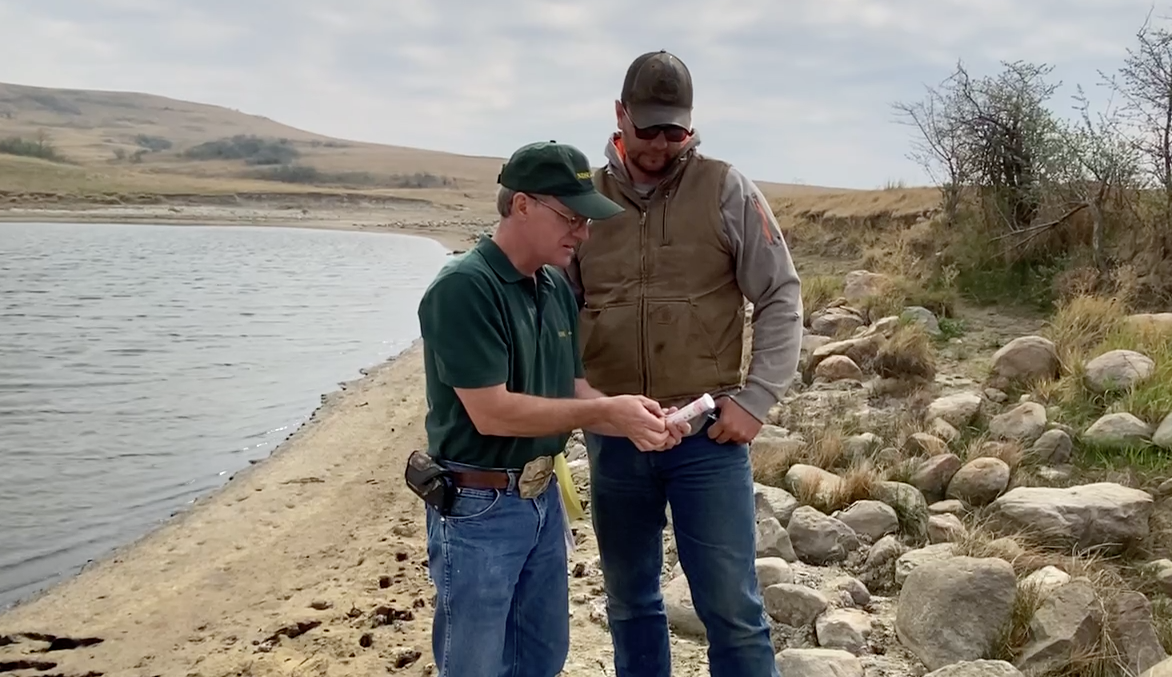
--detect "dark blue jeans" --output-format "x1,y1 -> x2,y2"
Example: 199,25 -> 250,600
586,420 -> 779,677
425,464 -> 569,677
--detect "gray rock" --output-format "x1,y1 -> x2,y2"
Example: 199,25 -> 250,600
830,576 -> 871,607
904,432 -> 949,456
930,417 -> 961,443
1019,565 -> 1071,598
1084,349 -> 1155,393
816,608 -> 874,655
1028,429 -> 1073,465
754,483 -> 799,525
835,500 -> 900,543
1084,412 -> 1153,447
946,457 -> 1011,506
928,513 -> 967,544
787,506 -> 860,565
756,517 -> 797,562
985,388 -> 1009,403
988,402 -> 1047,443
763,583 -> 829,627
755,557 -> 794,588
844,432 -> 883,459
912,453 -> 963,503
1142,657 -> 1172,677
816,354 -> 865,381
662,575 -> 705,638
1108,591 -> 1169,676
902,305 -> 941,335
844,270 -> 890,302
895,542 -> 958,588
1015,579 -> 1103,674
811,306 -> 868,337
784,464 -> 844,505
929,499 -> 967,515
896,556 -> 1018,671
775,648 -> 864,677
926,392 -> 984,428
871,481 -> 930,542
924,661 -> 1024,676
988,483 -> 1154,553
990,336 -> 1060,383
1154,413 -> 1172,450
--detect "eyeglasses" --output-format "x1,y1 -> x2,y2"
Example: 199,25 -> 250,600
632,124 -> 691,143
526,194 -> 590,230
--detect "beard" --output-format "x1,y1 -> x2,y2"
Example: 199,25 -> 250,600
629,146 -> 680,177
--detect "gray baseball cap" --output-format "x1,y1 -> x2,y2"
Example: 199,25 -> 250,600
620,50 -> 694,129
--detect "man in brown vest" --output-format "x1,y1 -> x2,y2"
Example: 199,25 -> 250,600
564,50 -> 803,676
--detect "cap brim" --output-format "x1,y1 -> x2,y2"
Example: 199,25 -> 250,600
559,190 -> 625,221
627,104 -> 691,129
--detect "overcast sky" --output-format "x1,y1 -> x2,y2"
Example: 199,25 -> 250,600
0,0 -> 1166,188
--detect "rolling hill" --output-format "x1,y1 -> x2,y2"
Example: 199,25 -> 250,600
0,81 -> 855,213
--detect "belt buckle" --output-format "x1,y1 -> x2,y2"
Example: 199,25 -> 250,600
518,456 -> 553,499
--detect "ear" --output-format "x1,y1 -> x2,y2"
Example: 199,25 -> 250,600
513,191 -> 530,217
614,100 -> 624,127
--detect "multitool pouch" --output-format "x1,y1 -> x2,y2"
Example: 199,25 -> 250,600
404,449 -> 454,515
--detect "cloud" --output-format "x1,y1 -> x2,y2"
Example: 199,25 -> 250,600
0,0 -> 1166,188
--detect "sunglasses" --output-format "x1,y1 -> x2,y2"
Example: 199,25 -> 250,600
632,124 -> 691,143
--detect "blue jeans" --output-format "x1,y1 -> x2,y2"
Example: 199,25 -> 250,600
424,464 -> 569,677
586,420 -> 779,677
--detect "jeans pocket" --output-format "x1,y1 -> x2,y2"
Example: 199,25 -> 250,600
446,487 -> 501,521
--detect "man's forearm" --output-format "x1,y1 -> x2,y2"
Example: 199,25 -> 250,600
572,378 -> 627,436
474,391 -> 612,438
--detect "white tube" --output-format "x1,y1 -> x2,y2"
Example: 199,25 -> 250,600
666,393 -> 716,425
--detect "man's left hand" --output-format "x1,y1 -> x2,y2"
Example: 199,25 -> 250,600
707,396 -> 763,444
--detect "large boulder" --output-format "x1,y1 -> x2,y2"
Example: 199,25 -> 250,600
1084,349 -> 1154,393
896,556 -> 1018,671
1014,579 -> 1103,675
988,483 -> 1154,553
990,336 -> 1060,383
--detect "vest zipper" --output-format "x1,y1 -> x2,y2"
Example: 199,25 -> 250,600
638,208 -> 650,395
661,190 -> 671,244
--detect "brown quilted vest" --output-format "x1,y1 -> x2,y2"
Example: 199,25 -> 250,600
575,150 -> 746,403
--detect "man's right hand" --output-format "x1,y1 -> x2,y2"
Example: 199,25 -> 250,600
602,394 -> 673,451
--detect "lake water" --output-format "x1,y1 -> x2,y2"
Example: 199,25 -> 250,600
0,221 -> 451,610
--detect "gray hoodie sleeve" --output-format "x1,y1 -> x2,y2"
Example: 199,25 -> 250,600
719,166 -> 804,423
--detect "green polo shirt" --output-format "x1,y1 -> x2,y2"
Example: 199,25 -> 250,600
417,235 -> 583,470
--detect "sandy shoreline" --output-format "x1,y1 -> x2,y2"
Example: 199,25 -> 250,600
0,202 -> 494,252
0,203 -> 703,676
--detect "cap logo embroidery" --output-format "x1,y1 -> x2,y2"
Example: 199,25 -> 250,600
576,170 -> 591,179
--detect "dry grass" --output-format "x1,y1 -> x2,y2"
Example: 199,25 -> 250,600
871,321 -> 937,381
1029,292 -> 1172,465
801,274 -> 845,321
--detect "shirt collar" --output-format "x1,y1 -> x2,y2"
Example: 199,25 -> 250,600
476,235 -> 555,291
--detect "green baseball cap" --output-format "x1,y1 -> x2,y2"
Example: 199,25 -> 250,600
497,140 -> 625,221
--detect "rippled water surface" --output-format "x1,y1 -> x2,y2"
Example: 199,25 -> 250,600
0,222 -> 451,609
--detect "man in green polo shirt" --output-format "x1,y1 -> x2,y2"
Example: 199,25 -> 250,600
414,140 -> 689,677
